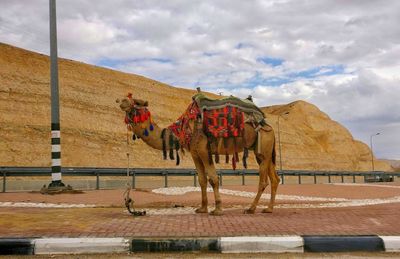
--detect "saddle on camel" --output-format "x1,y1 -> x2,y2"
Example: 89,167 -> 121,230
117,89 -> 279,215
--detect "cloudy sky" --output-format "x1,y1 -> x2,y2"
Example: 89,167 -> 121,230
1,0 -> 399,160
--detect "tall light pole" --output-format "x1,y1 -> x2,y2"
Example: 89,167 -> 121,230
370,132 -> 380,172
48,0 -> 65,189
277,111 -> 289,171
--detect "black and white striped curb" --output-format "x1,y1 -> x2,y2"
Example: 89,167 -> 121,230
1,236 -> 399,255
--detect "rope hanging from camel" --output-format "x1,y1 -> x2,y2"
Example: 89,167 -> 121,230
123,126 -> 146,216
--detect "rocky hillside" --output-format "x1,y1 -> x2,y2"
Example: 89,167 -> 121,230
383,160 -> 400,172
0,43 -> 392,171
263,103 -> 391,171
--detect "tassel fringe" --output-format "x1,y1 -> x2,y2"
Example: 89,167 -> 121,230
169,132 -> 174,160
243,148 -> 248,169
175,140 -> 180,166
161,129 -> 167,160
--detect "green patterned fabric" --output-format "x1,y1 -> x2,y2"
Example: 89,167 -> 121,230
192,93 -> 265,121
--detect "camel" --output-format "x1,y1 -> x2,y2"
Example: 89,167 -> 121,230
117,92 -> 279,215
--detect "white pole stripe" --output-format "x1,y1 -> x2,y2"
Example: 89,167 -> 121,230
51,130 -> 60,138
52,159 -> 61,166
51,145 -> 61,152
52,172 -> 62,181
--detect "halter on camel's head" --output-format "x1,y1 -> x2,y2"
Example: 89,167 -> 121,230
116,93 -> 154,136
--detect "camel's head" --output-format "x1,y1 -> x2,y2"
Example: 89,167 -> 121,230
116,93 -> 148,113
117,93 -> 152,131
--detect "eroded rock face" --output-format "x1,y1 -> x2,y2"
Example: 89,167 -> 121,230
263,101 -> 392,171
0,43 -> 392,171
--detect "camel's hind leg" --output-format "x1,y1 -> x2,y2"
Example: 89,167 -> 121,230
244,156 -> 269,214
245,128 -> 279,214
262,161 -> 280,213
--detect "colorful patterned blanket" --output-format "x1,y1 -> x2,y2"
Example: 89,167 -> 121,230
193,93 -> 265,122
168,93 -> 266,169
168,101 -> 200,149
203,106 -> 245,138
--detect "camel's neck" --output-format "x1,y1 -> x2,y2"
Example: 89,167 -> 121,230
131,120 -> 165,150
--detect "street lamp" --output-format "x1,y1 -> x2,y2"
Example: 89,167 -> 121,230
277,111 -> 289,171
48,0 -> 64,188
41,0 -> 72,193
370,132 -> 381,171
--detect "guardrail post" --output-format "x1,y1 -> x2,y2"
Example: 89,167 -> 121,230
281,174 -> 284,185
2,172 -> 5,193
95,172 -> 100,190
193,172 -> 197,187
328,175 -> 331,183
164,171 -> 168,188
313,174 -> 317,184
219,172 -> 223,186
132,170 -> 136,189
298,174 -> 301,184
341,174 -> 344,183
242,172 -> 245,185
353,174 -> 356,183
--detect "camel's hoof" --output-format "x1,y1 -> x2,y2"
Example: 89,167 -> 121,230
262,208 -> 273,213
210,209 -> 223,216
244,209 -> 255,214
195,207 -> 208,213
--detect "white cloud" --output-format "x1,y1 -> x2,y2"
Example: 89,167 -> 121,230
59,17 -> 122,45
247,70 -> 400,159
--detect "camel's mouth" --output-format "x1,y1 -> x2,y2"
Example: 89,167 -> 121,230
117,98 -> 132,112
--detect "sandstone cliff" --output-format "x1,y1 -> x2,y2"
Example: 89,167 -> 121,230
0,43 -> 392,171
263,102 -> 391,171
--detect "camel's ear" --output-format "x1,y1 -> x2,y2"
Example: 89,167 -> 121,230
116,98 -> 120,103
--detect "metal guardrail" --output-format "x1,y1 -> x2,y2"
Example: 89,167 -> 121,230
1,167 -> 399,192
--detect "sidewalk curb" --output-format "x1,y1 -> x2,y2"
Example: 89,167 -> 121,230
220,236 -> 304,253
131,238 -> 219,252
34,238 -> 130,254
302,235 -> 384,252
0,236 -> 399,254
0,238 -> 35,255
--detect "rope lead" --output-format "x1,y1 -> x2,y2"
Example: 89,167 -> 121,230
123,127 -> 146,216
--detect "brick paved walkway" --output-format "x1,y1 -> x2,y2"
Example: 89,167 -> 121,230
1,204 -> 399,237
1,183 -> 399,238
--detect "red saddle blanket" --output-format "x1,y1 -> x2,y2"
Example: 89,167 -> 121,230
168,101 -> 248,169
203,106 -> 245,138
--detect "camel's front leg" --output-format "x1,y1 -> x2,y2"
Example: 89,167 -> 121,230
192,155 -> 208,213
